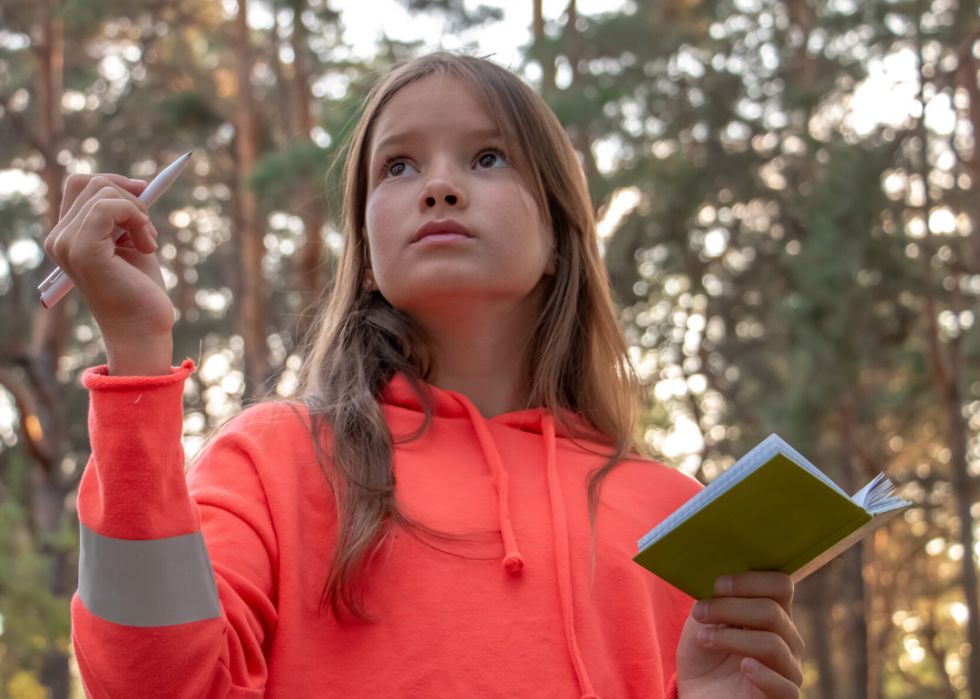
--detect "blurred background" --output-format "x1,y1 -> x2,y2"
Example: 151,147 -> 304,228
0,0 -> 977,696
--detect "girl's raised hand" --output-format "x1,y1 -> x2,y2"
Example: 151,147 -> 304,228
43,174 -> 175,376
676,572 -> 804,699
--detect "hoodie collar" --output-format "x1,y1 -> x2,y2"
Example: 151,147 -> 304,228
380,373 -> 601,439
381,373 -> 602,699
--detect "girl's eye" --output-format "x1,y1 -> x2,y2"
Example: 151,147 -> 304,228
384,159 -> 417,178
476,149 -> 508,169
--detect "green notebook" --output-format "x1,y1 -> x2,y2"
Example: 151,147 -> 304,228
633,434 -> 911,600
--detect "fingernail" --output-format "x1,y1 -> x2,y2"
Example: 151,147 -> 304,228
697,627 -> 714,646
743,658 -> 760,674
693,601 -> 708,622
715,576 -> 733,596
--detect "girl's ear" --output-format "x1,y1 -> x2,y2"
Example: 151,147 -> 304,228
544,247 -> 557,276
362,234 -> 379,291
363,268 -> 379,291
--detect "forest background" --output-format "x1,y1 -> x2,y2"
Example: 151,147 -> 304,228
0,0 -> 978,696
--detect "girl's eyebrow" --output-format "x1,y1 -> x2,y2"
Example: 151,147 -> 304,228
372,127 -> 503,157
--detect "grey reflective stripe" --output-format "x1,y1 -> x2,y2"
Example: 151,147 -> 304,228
78,522 -> 222,627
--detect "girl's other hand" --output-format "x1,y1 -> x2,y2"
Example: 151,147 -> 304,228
43,174 -> 175,376
676,572 -> 804,699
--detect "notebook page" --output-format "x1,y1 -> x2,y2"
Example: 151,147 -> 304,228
849,473 -> 910,513
850,474 -> 882,509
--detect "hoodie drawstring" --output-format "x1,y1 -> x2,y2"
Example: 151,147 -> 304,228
543,414 -> 599,699
458,400 -> 525,573
456,399 -> 598,699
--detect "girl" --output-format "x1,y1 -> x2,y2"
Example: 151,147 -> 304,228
47,53 -> 804,698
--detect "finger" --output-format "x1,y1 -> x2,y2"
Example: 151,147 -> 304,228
61,198 -> 151,272
49,178 -> 149,260
697,626 -> 802,688
80,196 -> 153,248
715,572 -> 795,616
61,174 -> 147,218
51,189 -> 141,261
58,175 -> 149,230
740,657 -> 801,699
127,222 -> 159,254
692,597 -> 804,657
110,213 -> 160,255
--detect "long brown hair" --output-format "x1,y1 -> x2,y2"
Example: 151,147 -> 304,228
295,52 -> 641,621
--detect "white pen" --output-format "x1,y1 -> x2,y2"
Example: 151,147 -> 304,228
39,151 -> 194,309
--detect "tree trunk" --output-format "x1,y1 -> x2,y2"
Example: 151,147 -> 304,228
277,0 -> 329,344
25,1 -> 71,697
532,0 -> 544,39
290,1 -> 313,138
232,0 -> 269,395
292,180 -> 327,341
944,360 -> 979,696
955,36 -> 980,273
808,566 -> 838,699
865,536 -> 891,699
268,14 -> 293,147
557,0 -> 600,208
787,0 -> 816,87
288,1 -> 328,340
532,0 -> 556,94
838,416 -> 869,699
925,293 -> 977,696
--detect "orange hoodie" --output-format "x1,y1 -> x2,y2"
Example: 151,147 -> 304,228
72,360 -> 701,698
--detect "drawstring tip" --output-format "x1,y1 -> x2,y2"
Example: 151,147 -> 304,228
503,553 -> 524,574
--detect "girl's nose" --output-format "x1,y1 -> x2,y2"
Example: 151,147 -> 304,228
425,193 -> 457,207
419,162 -> 466,210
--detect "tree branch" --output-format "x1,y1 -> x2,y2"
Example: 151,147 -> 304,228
0,365 -> 53,473
0,2 -> 33,36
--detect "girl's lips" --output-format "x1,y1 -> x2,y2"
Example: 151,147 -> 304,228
412,219 -> 474,243
414,233 -> 472,244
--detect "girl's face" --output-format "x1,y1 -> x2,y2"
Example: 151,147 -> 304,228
364,73 -> 555,320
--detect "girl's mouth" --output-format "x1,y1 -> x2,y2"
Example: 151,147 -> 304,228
412,219 -> 474,243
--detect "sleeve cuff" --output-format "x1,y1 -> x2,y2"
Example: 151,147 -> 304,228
82,358 -> 196,390
78,356 -> 199,540
666,672 -> 678,699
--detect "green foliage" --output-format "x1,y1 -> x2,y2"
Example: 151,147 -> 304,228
401,0 -> 503,32
251,139 -> 333,197
0,460 -> 72,691
158,90 -> 225,132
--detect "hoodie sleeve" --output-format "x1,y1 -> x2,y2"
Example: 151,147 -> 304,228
72,360 -> 277,699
